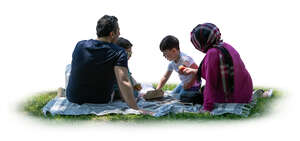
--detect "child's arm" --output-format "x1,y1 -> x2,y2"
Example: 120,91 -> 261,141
156,71 -> 172,90
130,75 -> 138,86
183,63 -> 199,90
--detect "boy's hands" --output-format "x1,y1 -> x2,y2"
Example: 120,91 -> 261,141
178,65 -> 186,74
179,63 -> 199,75
178,65 -> 198,75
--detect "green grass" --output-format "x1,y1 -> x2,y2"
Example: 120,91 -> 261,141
20,84 -> 282,122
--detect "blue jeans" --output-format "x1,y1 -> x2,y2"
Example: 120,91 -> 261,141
171,83 -> 199,99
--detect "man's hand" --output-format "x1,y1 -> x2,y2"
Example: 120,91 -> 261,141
139,109 -> 154,116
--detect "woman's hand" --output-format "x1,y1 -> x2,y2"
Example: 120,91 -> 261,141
182,68 -> 198,75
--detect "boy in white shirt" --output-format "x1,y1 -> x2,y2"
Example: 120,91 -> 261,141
156,35 -> 200,99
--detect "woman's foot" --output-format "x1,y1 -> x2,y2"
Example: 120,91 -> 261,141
255,89 -> 273,98
262,89 -> 273,98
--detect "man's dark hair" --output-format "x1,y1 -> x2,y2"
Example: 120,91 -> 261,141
96,15 -> 118,37
115,37 -> 132,49
159,35 -> 180,51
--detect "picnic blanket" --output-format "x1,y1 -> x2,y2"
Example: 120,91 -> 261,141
42,84 -> 260,117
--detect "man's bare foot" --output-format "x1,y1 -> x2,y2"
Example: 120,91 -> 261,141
57,87 -> 66,97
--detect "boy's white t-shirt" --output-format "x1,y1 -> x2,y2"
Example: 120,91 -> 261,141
167,52 -> 196,84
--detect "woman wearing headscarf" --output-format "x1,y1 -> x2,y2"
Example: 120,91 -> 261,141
184,23 -> 253,112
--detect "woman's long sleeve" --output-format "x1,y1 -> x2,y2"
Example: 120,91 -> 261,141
202,49 -> 220,111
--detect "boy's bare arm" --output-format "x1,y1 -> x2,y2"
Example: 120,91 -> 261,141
183,63 -> 199,90
156,71 -> 172,90
114,66 -> 138,110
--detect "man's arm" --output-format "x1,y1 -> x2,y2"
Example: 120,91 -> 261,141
114,66 -> 138,110
156,71 -> 172,90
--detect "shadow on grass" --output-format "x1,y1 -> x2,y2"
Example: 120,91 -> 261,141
19,85 -> 283,123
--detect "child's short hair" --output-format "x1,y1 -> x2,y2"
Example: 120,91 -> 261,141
159,35 -> 180,51
115,37 -> 132,49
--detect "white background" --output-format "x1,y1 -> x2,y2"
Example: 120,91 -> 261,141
0,0 -> 299,140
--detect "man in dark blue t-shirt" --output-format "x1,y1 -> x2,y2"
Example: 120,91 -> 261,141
66,15 -> 139,110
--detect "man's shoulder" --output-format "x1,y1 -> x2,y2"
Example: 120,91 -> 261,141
110,43 -> 125,51
74,39 -> 98,51
76,39 -> 92,46
76,39 -> 114,47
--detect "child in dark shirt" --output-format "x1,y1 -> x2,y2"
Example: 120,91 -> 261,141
112,37 -> 142,100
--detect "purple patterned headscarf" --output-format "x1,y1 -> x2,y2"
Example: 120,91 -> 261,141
191,23 -> 222,53
191,23 -> 234,100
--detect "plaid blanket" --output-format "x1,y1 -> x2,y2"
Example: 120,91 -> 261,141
42,89 -> 259,117
211,90 -> 259,117
42,94 -> 202,117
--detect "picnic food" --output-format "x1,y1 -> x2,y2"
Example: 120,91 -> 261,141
134,83 -> 142,91
178,65 -> 186,73
143,89 -> 164,100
